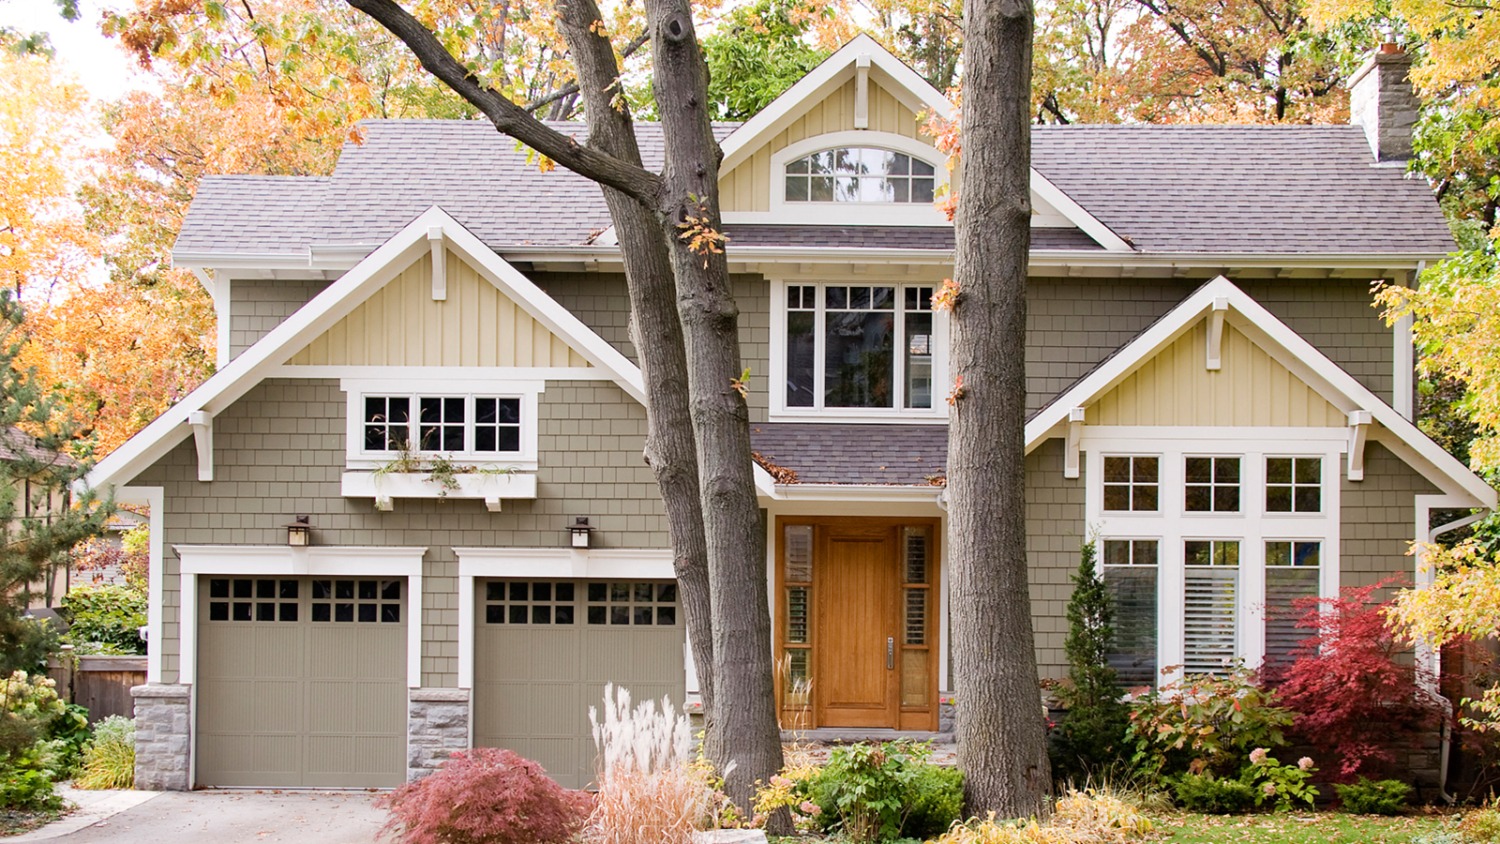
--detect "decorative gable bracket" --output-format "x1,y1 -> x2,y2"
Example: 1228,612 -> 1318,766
1206,297 -> 1229,370
1347,410 -> 1372,481
853,54 -> 871,129
428,227 -> 447,301
1064,406 -> 1086,479
187,410 -> 213,482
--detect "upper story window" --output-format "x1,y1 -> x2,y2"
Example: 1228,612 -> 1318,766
785,283 -> 935,411
343,377 -> 542,470
785,148 -> 937,204
1185,456 -> 1241,512
1266,457 -> 1322,512
362,394 -> 522,455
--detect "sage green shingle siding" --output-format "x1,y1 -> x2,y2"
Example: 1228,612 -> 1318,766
1025,438 -> 1087,681
132,378 -> 667,688
1026,277 -> 1395,413
228,278 -> 332,360
1341,442 -> 1439,591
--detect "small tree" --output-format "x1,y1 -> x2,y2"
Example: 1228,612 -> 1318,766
1052,541 -> 1129,783
0,291 -> 111,675
1276,581 -> 1444,781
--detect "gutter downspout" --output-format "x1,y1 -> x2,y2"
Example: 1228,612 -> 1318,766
1429,509 -> 1490,804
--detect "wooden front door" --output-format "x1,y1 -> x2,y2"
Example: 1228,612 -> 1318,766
817,525 -> 898,728
778,517 -> 939,732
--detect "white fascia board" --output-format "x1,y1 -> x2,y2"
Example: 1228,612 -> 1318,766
90,206 -> 648,491
760,483 -> 945,503
719,34 -> 953,174
1029,171 -> 1134,253
496,244 -> 1439,272
1024,275 -> 1496,509
455,547 -> 676,580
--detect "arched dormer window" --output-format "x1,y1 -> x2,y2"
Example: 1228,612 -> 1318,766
785,147 -> 937,204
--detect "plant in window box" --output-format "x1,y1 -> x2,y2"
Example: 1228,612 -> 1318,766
372,444 -> 513,499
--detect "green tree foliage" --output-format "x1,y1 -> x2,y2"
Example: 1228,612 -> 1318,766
702,0 -> 832,120
1052,541 -> 1129,783
0,292 -> 111,676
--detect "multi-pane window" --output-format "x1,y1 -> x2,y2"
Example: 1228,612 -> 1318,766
362,394 -> 522,455
1263,541 -> 1321,668
785,148 -> 937,204
1101,539 -> 1158,687
586,582 -> 678,626
482,580 -> 680,627
1103,456 -> 1159,512
1266,457 -> 1322,513
783,525 -> 813,708
1182,540 -> 1240,675
1185,456 -> 1241,512
900,527 -> 933,709
784,284 -> 936,411
207,578 -> 300,622
311,579 -> 403,623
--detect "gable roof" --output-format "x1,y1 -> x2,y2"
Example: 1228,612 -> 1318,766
91,208 -> 645,489
1025,275 -> 1496,507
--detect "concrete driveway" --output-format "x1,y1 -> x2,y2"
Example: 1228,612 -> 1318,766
12,789 -> 388,843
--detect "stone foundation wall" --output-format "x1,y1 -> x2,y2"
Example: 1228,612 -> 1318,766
132,684 -> 191,791
407,688 -> 471,780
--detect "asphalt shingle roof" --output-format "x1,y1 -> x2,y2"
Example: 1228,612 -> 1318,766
750,423 -> 948,485
1031,125 -> 1453,255
174,119 -> 1455,261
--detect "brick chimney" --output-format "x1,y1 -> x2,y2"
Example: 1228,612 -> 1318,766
1349,43 -> 1417,164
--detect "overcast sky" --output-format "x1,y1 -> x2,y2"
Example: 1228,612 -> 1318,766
0,0 -> 147,102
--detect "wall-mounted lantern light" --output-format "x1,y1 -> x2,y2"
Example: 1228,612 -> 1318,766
287,516 -> 313,547
569,516 -> 594,549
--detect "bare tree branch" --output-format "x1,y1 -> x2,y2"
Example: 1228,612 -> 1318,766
525,29 -> 651,114
346,0 -> 662,205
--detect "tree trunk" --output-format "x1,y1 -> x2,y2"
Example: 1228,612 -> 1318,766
949,0 -> 1053,820
642,0 -> 786,816
552,0 -> 718,747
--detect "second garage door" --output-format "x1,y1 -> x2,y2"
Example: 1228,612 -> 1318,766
195,575 -> 408,787
473,579 -> 685,788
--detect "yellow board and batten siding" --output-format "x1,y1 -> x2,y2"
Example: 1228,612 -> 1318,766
1085,321 -> 1347,428
290,252 -> 592,368
720,77 -> 936,213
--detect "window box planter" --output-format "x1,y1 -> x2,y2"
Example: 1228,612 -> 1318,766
341,470 -> 538,512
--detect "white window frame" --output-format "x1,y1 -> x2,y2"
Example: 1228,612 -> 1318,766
768,278 -> 950,422
766,132 -> 951,226
342,377 -> 543,471
1085,428 -> 1342,686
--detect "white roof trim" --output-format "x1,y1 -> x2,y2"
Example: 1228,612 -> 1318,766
1030,171 -> 1133,252
714,35 -> 1130,253
1024,275 -> 1496,508
719,34 -> 951,175
88,207 -> 649,490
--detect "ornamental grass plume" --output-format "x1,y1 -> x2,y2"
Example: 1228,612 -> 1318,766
585,683 -> 719,844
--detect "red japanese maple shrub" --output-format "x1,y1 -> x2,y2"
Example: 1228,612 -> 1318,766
1271,581 -> 1445,782
378,747 -> 591,844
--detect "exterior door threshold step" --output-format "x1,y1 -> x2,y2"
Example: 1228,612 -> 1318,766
781,728 -> 955,744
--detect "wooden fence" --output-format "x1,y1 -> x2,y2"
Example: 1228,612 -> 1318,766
48,654 -> 146,723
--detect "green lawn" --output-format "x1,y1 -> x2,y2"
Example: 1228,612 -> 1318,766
1151,811 -> 1458,843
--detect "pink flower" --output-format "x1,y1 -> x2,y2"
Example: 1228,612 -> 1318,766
799,801 -> 821,816
1249,747 -> 1268,765
1298,757 -> 1314,771
1263,783 -> 1277,796
770,775 -> 792,788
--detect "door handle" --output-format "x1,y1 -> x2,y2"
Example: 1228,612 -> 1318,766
887,637 -> 895,670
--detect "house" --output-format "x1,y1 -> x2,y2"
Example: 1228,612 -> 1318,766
87,36 -> 1494,792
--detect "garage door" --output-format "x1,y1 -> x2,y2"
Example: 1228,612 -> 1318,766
473,579 -> 685,788
196,576 -> 407,787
